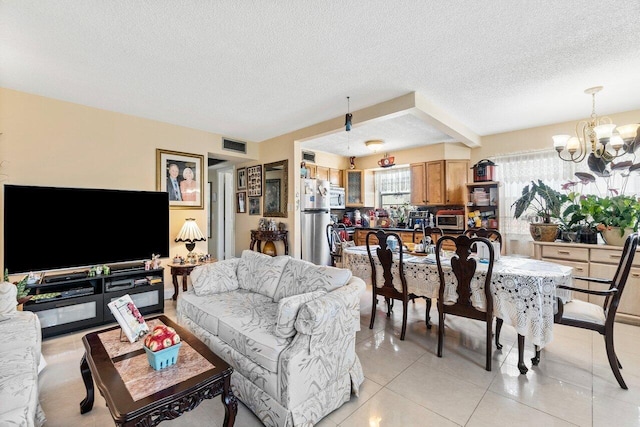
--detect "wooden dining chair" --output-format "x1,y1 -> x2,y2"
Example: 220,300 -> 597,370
413,226 -> 444,245
539,232 -> 639,389
326,223 -> 348,267
436,234 -> 496,371
366,229 -> 415,340
464,227 -> 502,245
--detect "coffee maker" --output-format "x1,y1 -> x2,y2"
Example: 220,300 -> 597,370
408,210 -> 430,229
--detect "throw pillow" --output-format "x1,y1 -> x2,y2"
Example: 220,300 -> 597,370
275,290 -> 326,338
0,282 -> 17,321
191,258 -> 240,296
237,250 -> 290,299
272,258 -> 352,302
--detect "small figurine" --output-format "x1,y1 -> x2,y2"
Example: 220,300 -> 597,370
349,156 -> 356,170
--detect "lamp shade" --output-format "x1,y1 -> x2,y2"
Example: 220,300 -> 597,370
175,218 -> 206,243
365,140 -> 384,152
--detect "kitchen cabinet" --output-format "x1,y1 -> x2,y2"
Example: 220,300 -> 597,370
533,241 -> 640,325
346,170 -> 363,206
329,168 -> 343,186
306,164 -> 317,179
316,166 -> 330,181
465,181 -> 500,231
410,160 -> 468,206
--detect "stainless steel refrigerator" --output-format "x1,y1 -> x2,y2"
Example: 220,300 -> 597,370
301,178 -> 331,265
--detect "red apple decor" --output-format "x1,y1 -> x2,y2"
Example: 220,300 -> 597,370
143,324 -> 182,370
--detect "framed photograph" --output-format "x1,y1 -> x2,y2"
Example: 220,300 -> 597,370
265,178 -> 281,213
237,167 -> 247,190
247,165 -> 262,197
249,197 -> 261,215
156,149 -> 204,209
237,192 -> 247,213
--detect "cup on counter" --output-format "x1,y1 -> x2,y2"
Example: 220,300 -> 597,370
414,243 -> 424,253
387,237 -> 398,252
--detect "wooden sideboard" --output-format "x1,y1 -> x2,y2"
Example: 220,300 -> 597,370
250,230 -> 289,256
533,241 -> 640,325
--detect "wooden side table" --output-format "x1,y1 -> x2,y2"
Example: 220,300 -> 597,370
169,260 -> 217,300
250,230 -> 289,256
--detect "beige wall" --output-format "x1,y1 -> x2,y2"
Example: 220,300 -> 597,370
0,88 -> 257,295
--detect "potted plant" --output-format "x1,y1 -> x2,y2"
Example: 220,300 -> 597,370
590,194 -> 640,246
512,180 -> 564,241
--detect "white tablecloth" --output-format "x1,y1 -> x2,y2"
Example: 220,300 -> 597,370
344,246 -> 573,347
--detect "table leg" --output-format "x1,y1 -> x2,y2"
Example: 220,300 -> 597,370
531,345 -> 541,366
182,272 -> 189,292
222,375 -> 237,427
80,354 -> 94,414
517,334 -> 528,375
171,273 -> 179,300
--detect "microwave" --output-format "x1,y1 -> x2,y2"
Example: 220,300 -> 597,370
330,186 -> 345,209
435,211 -> 465,232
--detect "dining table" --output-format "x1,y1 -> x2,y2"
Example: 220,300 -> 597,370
343,245 -> 574,374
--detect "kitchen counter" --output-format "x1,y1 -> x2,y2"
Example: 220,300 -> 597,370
351,227 -> 459,250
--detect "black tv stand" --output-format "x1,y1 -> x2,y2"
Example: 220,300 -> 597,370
109,261 -> 146,272
23,267 -> 165,338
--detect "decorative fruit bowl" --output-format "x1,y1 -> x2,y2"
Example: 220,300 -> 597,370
144,324 -> 182,370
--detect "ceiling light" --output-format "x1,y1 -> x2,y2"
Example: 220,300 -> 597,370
365,140 -> 384,153
552,86 -> 640,173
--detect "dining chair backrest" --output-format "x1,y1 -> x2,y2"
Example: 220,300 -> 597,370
366,230 -> 407,296
326,223 -> 347,253
436,234 -> 495,316
603,232 -> 639,325
413,227 -> 444,245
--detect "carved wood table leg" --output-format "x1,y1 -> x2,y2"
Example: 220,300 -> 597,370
172,273 -> 180,300
222,374 -> 237,427
531,345 -> 541,366
181,272 -> 189,292
517,334 -> 528,375
80,354 -> 94,414
495,318 -> 503,350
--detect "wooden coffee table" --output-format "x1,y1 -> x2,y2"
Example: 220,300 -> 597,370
80,315 -> 236,426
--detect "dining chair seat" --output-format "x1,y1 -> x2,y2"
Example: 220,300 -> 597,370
560,299 -> 606,325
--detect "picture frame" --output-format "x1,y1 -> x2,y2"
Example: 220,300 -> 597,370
237,192 -> 247,213
156,149 -> 204,209
249,197 -> 261,215
237,167 -> 247,190
247,165 -> 263,197
264,178 -> 281,214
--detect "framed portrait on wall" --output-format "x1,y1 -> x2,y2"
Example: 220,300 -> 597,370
237,168 -> 247,190
237,192 -> 247,213
156,149 -> 204,209
249,197 -> 261,215
247,165 -> 262,197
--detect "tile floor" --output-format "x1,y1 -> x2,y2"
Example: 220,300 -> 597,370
38,288 -> 640,426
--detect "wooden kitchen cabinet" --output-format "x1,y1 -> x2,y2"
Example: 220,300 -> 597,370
329,168 -> 343,186
306,164 -> 317,179
345,170 -> 368,207
534,241 -> 640,324
316,166 -> 330,181
410,160 -> 468,206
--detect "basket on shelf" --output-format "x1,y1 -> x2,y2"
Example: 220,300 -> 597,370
144,342 -> 182,370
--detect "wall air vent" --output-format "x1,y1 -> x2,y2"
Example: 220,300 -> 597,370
222,138 -> 247,154
302,150 -> 316,163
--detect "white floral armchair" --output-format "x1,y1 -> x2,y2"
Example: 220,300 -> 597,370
177,250 -> 365,427
0,282 -> 46,427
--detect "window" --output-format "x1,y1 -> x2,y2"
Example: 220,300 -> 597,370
375,167 -> 411,210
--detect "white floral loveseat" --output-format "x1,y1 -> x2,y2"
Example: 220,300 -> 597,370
176,250 -> 365,427
0,282 -> 46,426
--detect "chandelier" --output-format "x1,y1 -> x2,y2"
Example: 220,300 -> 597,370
552,86 -> 639,172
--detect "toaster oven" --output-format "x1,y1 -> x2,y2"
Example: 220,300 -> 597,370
435,210 -> 465,232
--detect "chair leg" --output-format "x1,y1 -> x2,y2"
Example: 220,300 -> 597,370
425,298 -> 432,329
486,319 -> 493,371
605,333 -> 627,389
517,334 -> 528,375
400,300 -> 408,341
437,310 -> 444,357
495,318 -> 503,350
386,298 -> 393,317
531,345 -> 541,366
369,291 -> 377,330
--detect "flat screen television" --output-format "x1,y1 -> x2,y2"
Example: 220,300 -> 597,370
4,185 -> 170,274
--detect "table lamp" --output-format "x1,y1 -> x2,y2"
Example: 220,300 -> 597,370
175,218 -> 206,263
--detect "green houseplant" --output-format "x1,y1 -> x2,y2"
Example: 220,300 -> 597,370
591,194 -> 640,245
512,180 -> 564,241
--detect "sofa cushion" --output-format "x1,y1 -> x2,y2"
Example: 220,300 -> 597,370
0,282 -> 17,322
275,290 -> 326,338
179,289 -> 291,373
272,258 -> 352,302
237,250 -> 290,299
191,258 -> 240,296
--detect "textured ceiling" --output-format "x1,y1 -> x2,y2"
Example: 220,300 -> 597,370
2,1 -> 640,154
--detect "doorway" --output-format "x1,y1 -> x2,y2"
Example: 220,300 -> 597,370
208,159 -> 235,260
